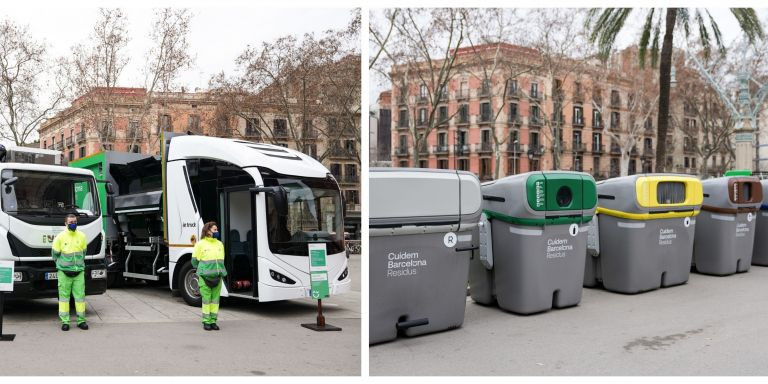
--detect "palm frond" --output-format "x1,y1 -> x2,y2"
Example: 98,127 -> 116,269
638,9 -> 655,66
730,8 -> 764,44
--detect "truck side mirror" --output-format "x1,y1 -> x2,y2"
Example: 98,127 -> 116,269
107,195 -> 115,216
105,182 -> 115,195
2,176 -> 18,193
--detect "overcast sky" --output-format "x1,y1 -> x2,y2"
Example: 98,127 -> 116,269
370,8 -> 768,105
1,6 -> 355,96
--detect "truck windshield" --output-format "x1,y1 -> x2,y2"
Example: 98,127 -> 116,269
264,175 -> 344,256
1,169 -> 100,218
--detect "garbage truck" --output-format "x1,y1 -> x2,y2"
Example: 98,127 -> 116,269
0,145 -> 107,299
70,132 -> 351,306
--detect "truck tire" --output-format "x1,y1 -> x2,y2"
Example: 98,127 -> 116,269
107,272 -> 124,288
178,260 -> 202,307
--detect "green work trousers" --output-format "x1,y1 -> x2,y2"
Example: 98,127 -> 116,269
199,278 -> 221,325
58,270 -> 86,325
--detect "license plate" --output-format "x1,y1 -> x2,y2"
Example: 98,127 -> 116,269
45,272 -> 58,280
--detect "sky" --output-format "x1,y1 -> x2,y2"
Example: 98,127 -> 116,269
369,8 -> 768,106
1,6 -> 356,101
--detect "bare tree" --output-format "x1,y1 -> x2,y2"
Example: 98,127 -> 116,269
372,8 -> 467,167
66,8 -> 129,150
0,19 -> 67,145
136,8 -> 194,153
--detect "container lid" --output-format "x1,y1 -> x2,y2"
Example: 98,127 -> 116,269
596,174 -> 702,219
701,176 -> 763,212
370,168 -> 482,226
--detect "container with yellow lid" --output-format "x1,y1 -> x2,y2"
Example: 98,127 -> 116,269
585,174 -> 702,294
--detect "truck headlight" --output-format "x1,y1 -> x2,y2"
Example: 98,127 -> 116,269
91,269 -> 107,279
13,272 -> 23,282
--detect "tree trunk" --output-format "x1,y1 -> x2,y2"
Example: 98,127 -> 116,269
620,150 -> 630,176
494,141 -> 501,179
655,8 -> 677,173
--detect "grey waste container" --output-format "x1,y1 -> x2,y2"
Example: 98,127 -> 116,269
369,168 -> 482,344
469,171 -> 597,314
585,174 -> 702,293
694,176 -> 762,275
752,180 -> 768,266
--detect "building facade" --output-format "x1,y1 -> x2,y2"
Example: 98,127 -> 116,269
38,87 -> 361,238
386,43 -> 729,180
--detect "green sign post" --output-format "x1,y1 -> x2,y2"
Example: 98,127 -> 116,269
301,243 -> 341,332
0,260 -> 16,341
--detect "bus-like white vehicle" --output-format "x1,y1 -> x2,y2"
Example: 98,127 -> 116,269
72,133 -> 351,305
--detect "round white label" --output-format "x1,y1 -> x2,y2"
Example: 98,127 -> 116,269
443,232 -> 457,248
569,223 -> 579,237
684,217 -> 691,227
748,212 -> 754,222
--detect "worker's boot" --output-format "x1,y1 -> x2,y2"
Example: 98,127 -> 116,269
203,323 -> 212,331
61,324 -> 70,332
78,322 -> 89,330
210,323 -> 220,331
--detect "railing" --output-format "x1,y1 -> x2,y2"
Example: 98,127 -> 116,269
508,115 -> 522,125
417,96 -> 428,104
528,145 -> 544,156
456,115 -> 469,125
398,95 -> 408,105
479,114 -> 492,123
418,144 -> 429,154
398,119 -> 409,129
395,146 -> 409,156
529,91 -> 541,100
592,120 -> 603,129
434,145 -> 449,154
610,96 -> 621,108
610,145 -> 621,154
478,87 -> 491,98
592,144 -> 604,154
573,93 -> 584,104
274,128 -> 289,138
507,142 -> 522,154
573,117 -> 585,127
573,142 -> 585,153
303,129 -> 318,139
478,142 -> 493,153
77,131 -> 87,142
343,174 -> 359,184
506,89 -> 520,99
643,147 -> 654,158
454,144 -> 470,156
456,90 -> 470,100
245,128 -> 262,139
529,116 -> 543,127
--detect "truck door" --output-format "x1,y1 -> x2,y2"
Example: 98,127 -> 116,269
218,187 -> 257,297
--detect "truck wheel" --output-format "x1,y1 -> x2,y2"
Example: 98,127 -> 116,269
178,261 -> 201,307
107,272 -> 124,288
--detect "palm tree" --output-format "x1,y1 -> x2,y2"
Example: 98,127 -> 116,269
586,8 -> 763,172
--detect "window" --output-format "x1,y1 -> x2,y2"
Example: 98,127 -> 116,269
458,104 -> 469,124
399,160 -> 409,167
593,157 -> 601,175
684,157 -> 690,168
480,158 -> 492,179
593,109 -> 602,127
305,143 -> 318,158
593,132 -> 602,146
507,156 -> 520,175
481,130 -> 491,148
344,164 -> 357,183
345,139 -> 355,153
398,109 -> 408,128
438,159 -> 449,169
79,147 -> 86,158
509,103 -> 518,121
187,115 -> 200,132
573,106 -> 584,125
530,131 -> 540,147
419,160 -> 428,168
644,138 -> 653,149
531,83 -> 539,98
574,156 -> 583,172
69,151 -> 74,161
438,106 -> 448,123
419,84 -> 428,98
160,114 -> 171,132
274,119 -> 288,137
418,108 -> 427,125
480,102 -> 491,122
611,112 -> 620,129
246,118 -> 261,137
457,131 -> 468,146
457,159 -> 469,171
530,158 -> 540,171
611,90 -> 621,106
345,190 -> 359,205
399,135 -> 407,148
481,78 -> 491,95
692,157 -> 697,169
438,132 -> 447,147
530,105 -> 540,123
330,163 -> 342,179
507,79 -> 518,94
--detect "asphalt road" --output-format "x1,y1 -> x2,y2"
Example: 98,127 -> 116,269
370,265 -> 768,376
0,254 -> 360,376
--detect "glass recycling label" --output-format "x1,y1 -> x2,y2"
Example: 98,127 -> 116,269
308,243 -> 329,299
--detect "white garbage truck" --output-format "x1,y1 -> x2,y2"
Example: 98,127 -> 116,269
0,145 -> 107,299
71,132 -> 351,305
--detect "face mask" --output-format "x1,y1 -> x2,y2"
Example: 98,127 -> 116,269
68,223 -> 77,231
212,231 -> 221,240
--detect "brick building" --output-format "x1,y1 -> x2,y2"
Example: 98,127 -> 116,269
384,43 -> 728,180
38,86 -> 361,238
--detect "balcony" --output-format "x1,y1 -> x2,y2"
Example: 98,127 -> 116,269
480,173 -> 494,182
684,145 -> 695,154
643,147 -> 654,158
572,142 -> 585,153
610,144 -> 621,154
395,146 -> 409,156
303,128 -> 318,139
478,142 -> 494,153
506,89 -> 520,99
53,142 -> 63,151
328,145 -> 351,159
528,145 -> 544,157
478,113 -> 493,124
437,116 -> 450,128
630,146 -> 639,156
592,119 -> 604,130
341,174 -> 359,184
418,144 -> 429,155
507,142 -> 523,154
434,145 -> 450,155
77,131 -> 87,142
245,128 -> 262,139
454,144 -> 470,156
573,116 -> 585,128
610,96 -> 621,108
478,87 -> 491,98
551,113 -> 565,125
592,172 -> 607,180
592,144 -> 604,154
397,120 -> 409,130
508,115 -> 522,126
573,93 -> 584,104
456,90 -> 470,100
274,128 -> 289,138
397,94 -> 408,105
417,96 -> 428,104
416,119 -> 427,128
529,116 -> 543,127
529,91 -> 541,101
456,115 -> 470,126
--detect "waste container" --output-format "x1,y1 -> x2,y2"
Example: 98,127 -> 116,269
585,174 -> 702,293
369,168 -> 482,344
469,171 -> 597,314
751,180 -> 768,266
693,175 -> 762,275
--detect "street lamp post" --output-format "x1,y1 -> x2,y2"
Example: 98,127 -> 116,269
513,139 -> 518,175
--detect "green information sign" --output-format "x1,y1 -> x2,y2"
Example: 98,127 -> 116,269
308,244 -> 329,299
0,260 -> 14,292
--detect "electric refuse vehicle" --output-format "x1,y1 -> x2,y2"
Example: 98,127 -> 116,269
0,147 -> 106,299
71,132 -> 351,306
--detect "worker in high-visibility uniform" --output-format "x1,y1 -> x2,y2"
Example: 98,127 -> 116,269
52,214 -> 89,331
192,221 -> 227,331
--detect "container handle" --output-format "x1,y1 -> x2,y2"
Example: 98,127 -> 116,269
455,245 -> 479,252
396,318 -> 429,330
